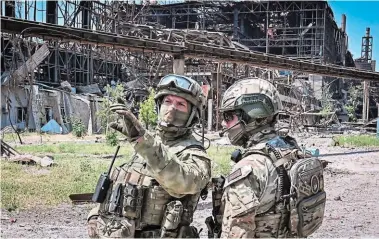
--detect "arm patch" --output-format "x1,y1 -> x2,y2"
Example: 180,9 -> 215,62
228,168 -> 242,182
224,165 -> 253,188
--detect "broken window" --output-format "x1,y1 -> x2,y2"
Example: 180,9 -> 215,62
17,107 -> 27,123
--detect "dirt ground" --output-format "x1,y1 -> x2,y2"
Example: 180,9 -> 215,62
1,134 -> 379,238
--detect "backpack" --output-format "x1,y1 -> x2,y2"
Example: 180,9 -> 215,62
246,136 -> 326,237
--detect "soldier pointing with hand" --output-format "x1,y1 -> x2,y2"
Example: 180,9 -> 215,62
87,74 -> 212,238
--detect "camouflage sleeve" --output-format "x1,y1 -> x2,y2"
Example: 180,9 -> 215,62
220,155 -> 269,238
133,132 -> 211,197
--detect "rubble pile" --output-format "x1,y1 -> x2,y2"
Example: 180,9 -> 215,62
1,139 -> 54,167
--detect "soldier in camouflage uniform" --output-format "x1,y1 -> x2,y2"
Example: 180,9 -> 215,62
87,74 -> 212,238
217,78 -> 326,238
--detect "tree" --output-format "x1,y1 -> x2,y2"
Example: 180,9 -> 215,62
139,88 -> 158,130
320,83 -> 334,116
344,85 -> 362,122
96,83 -> 125,135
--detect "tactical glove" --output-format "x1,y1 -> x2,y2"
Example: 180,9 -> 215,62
109,101 -> 145,142
87,216 -> 98,238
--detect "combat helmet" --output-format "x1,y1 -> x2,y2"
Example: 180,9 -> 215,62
220,77 -> 282,145
155,74 -> 206,129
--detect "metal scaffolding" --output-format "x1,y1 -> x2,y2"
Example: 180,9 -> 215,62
1,0 -> 378,130
125,1 -> 351,64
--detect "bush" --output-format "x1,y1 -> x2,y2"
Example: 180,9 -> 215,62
106,130 -> 119,146
71,117 -> 86,137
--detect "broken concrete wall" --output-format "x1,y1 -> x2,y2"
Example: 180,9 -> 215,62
38,89 -> 64,128
1,85 -> 35,130
62,93 -> 103,135
1,85 -> 103,134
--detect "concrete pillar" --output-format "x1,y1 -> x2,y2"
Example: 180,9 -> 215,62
173,54 -> 185,75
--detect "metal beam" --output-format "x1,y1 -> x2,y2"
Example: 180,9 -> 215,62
2,16 -> 379,82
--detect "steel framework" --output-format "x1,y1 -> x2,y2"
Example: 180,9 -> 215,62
1,0 -> 378,130
123,1 -> 350,65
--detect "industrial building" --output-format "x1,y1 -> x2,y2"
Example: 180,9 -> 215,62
1,0 -> 377,133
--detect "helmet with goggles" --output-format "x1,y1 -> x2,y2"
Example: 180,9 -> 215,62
220,77 -> 282,122
220,77 -> 282,146
155,74 -> 206,127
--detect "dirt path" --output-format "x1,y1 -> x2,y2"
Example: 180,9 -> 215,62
2,136 -> 379,238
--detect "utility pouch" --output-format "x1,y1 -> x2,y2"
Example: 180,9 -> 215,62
108,183 -> 123,214
296,191 -> 326,237
122,183 -> 144,219
160,201 -> 184,237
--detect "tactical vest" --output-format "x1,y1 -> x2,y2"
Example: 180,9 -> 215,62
97,138 -> 206,238
224,136 -> 326,238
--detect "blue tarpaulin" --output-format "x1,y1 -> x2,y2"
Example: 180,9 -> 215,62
41,119 -> 62,134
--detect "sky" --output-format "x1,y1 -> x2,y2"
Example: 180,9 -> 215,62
327,1 -> 379,71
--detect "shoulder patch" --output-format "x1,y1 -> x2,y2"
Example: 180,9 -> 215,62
227,168 -> 242,182
224,165 -> 253,188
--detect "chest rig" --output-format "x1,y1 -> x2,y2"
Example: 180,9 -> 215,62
239,136 -> 326,238
98,138 -> 206,238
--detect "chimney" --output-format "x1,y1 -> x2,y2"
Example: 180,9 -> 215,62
341,14 -> 346,33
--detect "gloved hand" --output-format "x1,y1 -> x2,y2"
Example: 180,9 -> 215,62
109,99 -> 145,142
87,216 -> 98,238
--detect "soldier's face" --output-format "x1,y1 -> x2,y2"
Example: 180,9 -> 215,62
159,95 -> 191,126
221,112 -> 239,129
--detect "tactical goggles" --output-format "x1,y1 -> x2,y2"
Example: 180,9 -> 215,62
222,111 -> 241,122
158,75 -> 195,94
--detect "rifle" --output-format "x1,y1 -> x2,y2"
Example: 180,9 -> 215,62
92,145 -> 120,203
205,176 -> 225,238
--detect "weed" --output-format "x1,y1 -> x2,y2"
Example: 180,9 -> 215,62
334,135 -> 379,147
106,130 -> 119,146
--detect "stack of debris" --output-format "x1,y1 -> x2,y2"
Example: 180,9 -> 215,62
1,140 -> 54,167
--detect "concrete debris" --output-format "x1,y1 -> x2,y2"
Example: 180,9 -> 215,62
4,154 -> 54,167
1,140 -> 54,167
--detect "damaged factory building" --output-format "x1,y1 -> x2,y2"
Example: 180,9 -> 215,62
1,0 -> 378,134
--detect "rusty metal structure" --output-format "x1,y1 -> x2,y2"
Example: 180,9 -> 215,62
354,27 -> 378,120
1,0 -> 378,132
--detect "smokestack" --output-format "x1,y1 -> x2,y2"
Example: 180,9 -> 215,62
341,14 -> 346,33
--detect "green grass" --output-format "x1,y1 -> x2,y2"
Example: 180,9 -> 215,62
14,142 -> 133,155
1,142 -> 236,210
207,145 -> 237,177
334,135 -> 379,147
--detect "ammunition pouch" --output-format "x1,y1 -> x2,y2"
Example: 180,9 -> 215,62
99,165 -> 200,238
160,201 -> 183,238
122,183 -> 144,219
140,185 -> 173,227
